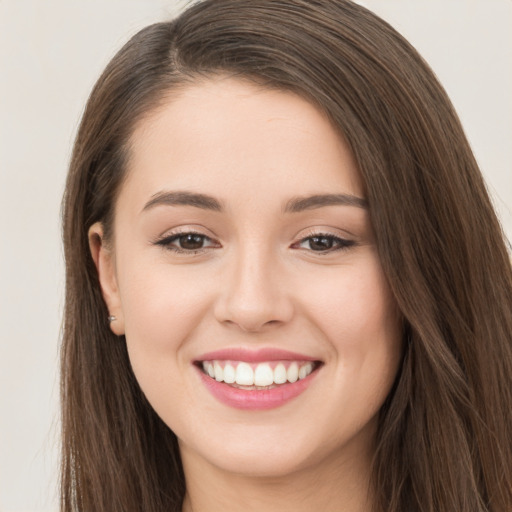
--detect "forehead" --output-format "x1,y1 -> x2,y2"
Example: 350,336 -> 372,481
122,77 -> 363,210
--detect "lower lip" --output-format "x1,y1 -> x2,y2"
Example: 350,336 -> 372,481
196,365 -> 319,410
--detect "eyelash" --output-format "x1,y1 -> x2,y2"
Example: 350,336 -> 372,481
154,230 -> 218,255
293,232 -> 356,254
154,230 -> 355,255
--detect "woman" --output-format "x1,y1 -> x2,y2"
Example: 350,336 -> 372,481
60,1 -> 512,511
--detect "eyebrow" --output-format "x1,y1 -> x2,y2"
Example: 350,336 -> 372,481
142,191 -> 223,213
283,193 -> 368,213
141,190 -> 368,214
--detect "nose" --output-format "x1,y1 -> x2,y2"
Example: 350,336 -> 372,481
213,244 -> 294,333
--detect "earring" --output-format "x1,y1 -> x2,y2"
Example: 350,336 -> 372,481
108,315 -> 117,323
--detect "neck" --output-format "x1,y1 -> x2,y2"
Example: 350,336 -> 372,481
180,440 -> 376,512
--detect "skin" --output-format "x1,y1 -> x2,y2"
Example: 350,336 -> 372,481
89,77 -> 403,512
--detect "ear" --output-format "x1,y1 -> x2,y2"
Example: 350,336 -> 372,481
88,222 -> 125,336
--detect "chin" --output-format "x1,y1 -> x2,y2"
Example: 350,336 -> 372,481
179,422 -> 341,480
207,446 -> 317,479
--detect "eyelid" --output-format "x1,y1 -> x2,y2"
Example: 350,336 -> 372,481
293,226 -> 355,242
154,224 -> 218,240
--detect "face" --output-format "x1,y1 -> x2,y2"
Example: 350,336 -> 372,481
90,77 -> 402,479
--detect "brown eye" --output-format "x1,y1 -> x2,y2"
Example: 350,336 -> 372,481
308,236 -> 335,251
294,234 -> 355,253
155,232 -> 219,253
178,234 -> 206,250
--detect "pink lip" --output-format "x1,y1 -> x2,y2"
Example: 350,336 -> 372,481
195,368 -> 319,410
193,348 -> 321,410
195,347 -> 318,363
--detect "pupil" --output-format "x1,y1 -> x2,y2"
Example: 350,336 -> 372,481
310,236 -> 333,250
180,234 -> 204,250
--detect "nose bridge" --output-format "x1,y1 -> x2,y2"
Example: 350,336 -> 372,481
215,238 -> 293,331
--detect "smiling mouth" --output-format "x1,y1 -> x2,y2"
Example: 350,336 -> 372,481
196,360 -> 323,390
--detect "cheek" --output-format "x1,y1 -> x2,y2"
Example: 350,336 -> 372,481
116,259 -> 216,388
301,257 -> 402,400
120,258 -> 212,337
304,258 -> 399,347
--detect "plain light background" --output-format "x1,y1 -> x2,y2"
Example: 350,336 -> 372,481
0,1 -> 510,511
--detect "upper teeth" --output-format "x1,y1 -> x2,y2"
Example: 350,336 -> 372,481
202,360 -> 315,386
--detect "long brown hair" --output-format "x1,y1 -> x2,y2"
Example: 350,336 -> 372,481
61,1 -> 512,510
